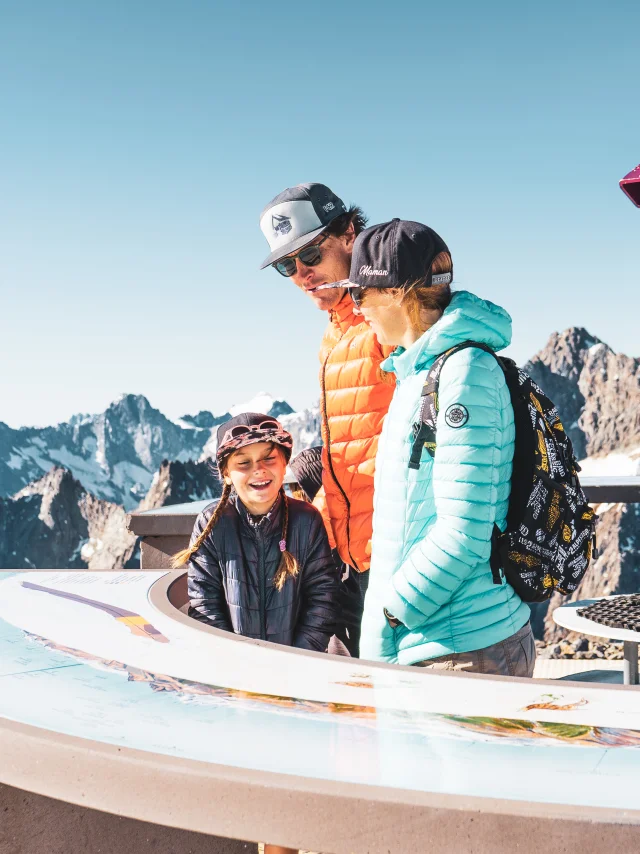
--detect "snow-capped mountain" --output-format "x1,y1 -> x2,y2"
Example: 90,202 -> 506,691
0,392 -> 320,510
0,394 -> 210,510
228,392 -> 294,419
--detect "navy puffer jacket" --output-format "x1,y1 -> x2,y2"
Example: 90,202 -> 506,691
187,493 -> 339,651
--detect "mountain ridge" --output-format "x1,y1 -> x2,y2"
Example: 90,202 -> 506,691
0,392 -> 314,510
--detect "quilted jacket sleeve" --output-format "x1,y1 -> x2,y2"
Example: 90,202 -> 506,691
187,512 -> 233,632
384,350 -> 509,630
293,510 -> 340,652
312,485 -> 337,549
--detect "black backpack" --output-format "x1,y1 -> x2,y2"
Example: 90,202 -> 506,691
409,341 -> 597,603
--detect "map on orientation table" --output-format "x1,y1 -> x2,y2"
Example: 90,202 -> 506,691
1,570 -> 640,811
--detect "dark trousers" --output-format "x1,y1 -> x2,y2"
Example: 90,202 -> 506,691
334,565 -> 369,658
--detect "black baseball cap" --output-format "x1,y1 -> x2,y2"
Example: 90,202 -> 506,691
259,182 -> 347,269
289,446 -> 323,502
322,218 -> 451,291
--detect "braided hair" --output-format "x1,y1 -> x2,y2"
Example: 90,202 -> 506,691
273,488 -> 299,591
173,483 -> 299,591
171,482 -> 232,568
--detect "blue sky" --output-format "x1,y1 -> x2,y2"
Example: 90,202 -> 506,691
1,0 -> 638,427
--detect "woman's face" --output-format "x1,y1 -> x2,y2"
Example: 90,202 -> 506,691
224,442 -> 287,515
357,289 -> 412,347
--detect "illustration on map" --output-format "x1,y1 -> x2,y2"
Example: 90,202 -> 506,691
26,633 -> 640,749
21,581 -> 169,643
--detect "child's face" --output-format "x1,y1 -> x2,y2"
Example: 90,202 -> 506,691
224,442 -> 287,515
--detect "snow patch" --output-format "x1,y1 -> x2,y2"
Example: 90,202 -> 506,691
172,417 -> 205,431
593,502 -> 622,516
6,452 -> 23,470
578,446 -> 640,477
199,430 -> 218,462
229,392 -> 276,417
80,538 -> 104,561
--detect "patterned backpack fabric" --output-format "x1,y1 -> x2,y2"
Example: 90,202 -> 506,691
409,341 -> 597,603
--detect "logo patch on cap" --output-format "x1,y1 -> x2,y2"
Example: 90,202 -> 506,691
359,265 -> 389,277
323,201 -> 335,212
272,214 -> 292,237
445,404 -> 469,428
431,272 -> 452,286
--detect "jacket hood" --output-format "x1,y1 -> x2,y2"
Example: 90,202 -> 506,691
382,290 -> 512,381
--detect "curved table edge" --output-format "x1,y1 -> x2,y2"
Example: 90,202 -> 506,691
1,715 -> 640,854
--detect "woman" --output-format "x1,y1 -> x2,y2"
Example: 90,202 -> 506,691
327,218 -> 535,676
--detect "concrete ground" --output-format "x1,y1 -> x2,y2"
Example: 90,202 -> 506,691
533,658 -> 624,682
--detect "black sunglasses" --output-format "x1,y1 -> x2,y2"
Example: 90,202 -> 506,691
273,234 -> 329,278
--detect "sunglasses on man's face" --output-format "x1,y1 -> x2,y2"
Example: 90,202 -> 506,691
273,234 -> 330,278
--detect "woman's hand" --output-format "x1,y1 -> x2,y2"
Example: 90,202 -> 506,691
383,607 -> 402,628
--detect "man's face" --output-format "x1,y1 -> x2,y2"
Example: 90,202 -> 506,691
280,224 -> 355,311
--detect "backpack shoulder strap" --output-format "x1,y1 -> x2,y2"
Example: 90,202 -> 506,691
408,341 -> 500,470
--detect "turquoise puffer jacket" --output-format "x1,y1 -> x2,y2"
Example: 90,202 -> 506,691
360,291 -> 530,666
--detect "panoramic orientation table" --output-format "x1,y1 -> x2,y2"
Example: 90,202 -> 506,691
2,570 -> 640,854
554,598 -> 640,686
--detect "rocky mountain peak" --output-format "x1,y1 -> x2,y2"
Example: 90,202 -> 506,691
13,465 -> 79,501
525,327 -> 638,461
0,465 -> 137,569
178,411 -> 229,430
137,459 -> 222,512
529,327 -> 603,381
13,466 -> 86,531
268,400 -> 295,418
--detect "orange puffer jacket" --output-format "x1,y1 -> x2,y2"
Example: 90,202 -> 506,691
317,293 -> 395,572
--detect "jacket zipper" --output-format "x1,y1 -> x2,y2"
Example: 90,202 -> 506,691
257,533 -> 266,640
321,347 -> 359,571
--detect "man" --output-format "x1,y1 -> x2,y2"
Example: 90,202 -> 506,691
259,183 -> 395,656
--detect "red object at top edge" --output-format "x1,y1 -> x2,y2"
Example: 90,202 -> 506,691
620,163 -> 640,207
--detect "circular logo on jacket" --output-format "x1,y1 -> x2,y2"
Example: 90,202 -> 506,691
445,404 -> 469,428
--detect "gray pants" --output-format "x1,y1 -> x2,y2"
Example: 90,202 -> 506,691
412,621 -> 536,677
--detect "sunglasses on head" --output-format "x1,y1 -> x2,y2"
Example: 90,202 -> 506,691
273,234 -> 330,278
223,420 -> 280,444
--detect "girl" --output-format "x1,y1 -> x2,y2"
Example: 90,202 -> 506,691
327,219 -> 535,677
174,413 -> 339,653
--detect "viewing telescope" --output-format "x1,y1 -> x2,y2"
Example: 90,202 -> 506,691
620,163 -> 640,207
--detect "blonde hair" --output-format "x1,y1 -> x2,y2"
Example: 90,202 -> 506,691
372,251 -> 453,386
172,481 -> 233,568
172,451 -> 299,591
288,484 -> 308,502
272,490 -> 299,591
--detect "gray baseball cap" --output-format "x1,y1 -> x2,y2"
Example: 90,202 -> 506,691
259,183 -> 347,269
